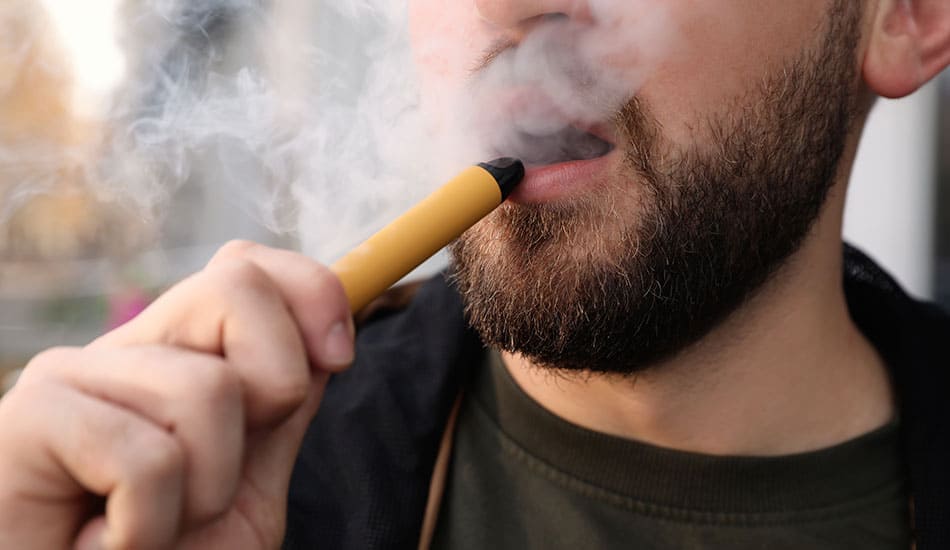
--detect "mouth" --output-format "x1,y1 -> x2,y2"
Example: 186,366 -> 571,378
490,122 -> 619,204
484,88 -> 618,169
480,90 -> 621,203
502,124 -> 616,168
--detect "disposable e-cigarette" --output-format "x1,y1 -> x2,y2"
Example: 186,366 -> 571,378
331,158 -> 525,313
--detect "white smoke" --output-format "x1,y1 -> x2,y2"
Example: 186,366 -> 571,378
452,1 -> 678,168
1,0 -> 679,263
100,0 -> 440,261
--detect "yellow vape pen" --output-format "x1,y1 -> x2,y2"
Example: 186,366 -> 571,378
331,158 -> 524,313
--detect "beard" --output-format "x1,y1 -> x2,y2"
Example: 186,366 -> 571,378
451,1 -> 864,375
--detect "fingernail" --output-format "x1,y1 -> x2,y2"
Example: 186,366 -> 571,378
324,319 -> 355,368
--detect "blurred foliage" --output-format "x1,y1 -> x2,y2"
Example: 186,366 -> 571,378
40,294 -> 109,326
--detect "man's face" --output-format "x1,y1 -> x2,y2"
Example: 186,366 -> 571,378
408,1 -> 865,374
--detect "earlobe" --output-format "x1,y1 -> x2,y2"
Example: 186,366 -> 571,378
862,0 -> 950,99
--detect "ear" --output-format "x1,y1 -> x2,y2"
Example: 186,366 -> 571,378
863,0 -> 950,98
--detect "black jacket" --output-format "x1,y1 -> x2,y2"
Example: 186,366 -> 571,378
284,245 -> 949,549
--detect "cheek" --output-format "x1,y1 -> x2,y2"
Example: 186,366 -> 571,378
637,0 -> 827,147
409,2 -> 486,85
410,2 -> 497,126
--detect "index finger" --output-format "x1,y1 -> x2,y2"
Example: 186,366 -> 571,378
93,257 -> 313,427
207,241 -> 355,371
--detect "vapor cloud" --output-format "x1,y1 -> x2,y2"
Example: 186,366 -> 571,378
1,0 -> 679,263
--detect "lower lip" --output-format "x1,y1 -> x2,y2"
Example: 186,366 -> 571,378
507,151 -> 618,204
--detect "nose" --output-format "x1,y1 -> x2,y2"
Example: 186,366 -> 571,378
475,0 -> 591,28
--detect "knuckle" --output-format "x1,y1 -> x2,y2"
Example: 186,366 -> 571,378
25,346 -> 76,370
185,356 -> 242,409
0,381 -> 48,436
302,260 -> 332,284
308,263 -> 338,294
301,264 -> 348,311
210,239 -> 259,264
127,429 -> 184,481
209,257 -> 274,295
266,375 -> 310,413
20,347 -> 81,381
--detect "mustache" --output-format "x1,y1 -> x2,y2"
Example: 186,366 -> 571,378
470,37 -> 518,77
469,12 -> 576,76
465,17 -> 630,122
464,20 -> 649,168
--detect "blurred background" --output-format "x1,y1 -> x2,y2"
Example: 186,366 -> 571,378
1,2 -> 948,392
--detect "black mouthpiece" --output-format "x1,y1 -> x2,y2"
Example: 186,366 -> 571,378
478,158 -> 525,200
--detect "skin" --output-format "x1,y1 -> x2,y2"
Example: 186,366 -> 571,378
412,0 -> 950,455
452,0 -> 866,375
0,1 -> 947,548
0,242 -> 356,549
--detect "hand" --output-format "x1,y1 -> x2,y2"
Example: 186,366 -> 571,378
0,241 -> 355,549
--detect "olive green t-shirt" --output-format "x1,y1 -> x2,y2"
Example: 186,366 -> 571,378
432,352 -> 910,549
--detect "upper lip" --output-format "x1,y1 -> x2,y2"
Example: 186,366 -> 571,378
573,121 -> 617,147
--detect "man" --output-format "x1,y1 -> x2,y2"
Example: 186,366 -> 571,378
0,0 -> 948,548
